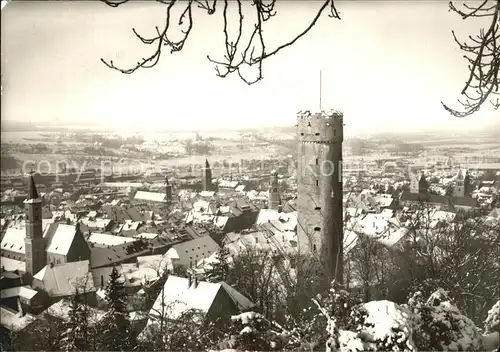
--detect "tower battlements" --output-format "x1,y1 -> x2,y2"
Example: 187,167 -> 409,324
296,110 -> 344,143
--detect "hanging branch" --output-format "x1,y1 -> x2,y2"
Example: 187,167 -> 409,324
100,0 -> 340,84
442,0 -> 500,117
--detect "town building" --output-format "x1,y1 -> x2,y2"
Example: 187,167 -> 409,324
0,175 -> 90,278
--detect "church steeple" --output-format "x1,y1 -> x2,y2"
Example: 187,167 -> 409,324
24,173 -> 45,276
202,158 -> 213,191
165,175 -> 172,203
27,173 -> 40,201
269,170 -> 281,211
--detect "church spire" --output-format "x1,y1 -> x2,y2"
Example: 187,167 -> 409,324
205,158 -> 210,168
27,174 -> 39,200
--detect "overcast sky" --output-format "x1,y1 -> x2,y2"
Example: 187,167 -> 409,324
1,1 -> 498,136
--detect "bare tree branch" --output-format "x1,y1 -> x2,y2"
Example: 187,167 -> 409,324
100,0 -> 340,84
442,0 -> 500,117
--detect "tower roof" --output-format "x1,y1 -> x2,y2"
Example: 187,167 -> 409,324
27,174 -> 39,200
165,176 -> 170,185
205,158 -> 210,168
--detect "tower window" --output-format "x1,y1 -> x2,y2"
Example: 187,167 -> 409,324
314,227 -> 321,231
315,207 -> 321,211
315,158 -> 319,165
313,244 -> 317,252
316,180 -> 319,186
315,133 -> 320,136
273,188 -> 278,192
300,133 -> 304,136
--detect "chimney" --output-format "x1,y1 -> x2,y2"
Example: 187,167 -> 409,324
194,275 -> 198,288
188,275 -> 192,287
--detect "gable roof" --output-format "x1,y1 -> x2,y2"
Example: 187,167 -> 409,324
33,260 -> 95,297
1,228 -> 28,254
46,224 -> 81,255
167,236 -> 220,266
90,241 -> 150,269
149,275 -> 254,321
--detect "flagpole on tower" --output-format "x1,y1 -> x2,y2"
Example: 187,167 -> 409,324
319,70 -> 323,111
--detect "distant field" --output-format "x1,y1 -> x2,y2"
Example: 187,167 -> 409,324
1,144 -> 290,176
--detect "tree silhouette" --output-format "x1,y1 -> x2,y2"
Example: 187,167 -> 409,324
102,0 -> 499,116
98,266 -> 134,351
442,0 -> 500,117
100,0 -> 340,85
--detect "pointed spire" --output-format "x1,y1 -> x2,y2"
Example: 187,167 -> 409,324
165,176 -> 170,185
205,158 -> 210,168
27,173 -> 39,200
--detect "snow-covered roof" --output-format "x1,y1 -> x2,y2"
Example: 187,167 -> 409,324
134,191 -> 167,203
0,285 -> 38,300
46,224 -> 79,255
137,254 -> 173,274
1,225 -> 50,255
46,299 -> 105,326
149,275 -> 254,322
255,209 -> 281,225
0,306 -> 37,332
213,216 -> 229,229
33,260 -> 95,297
81,218 -> 111,229
102,182 -> 143,188
134,232 -> 158,240
376,227 -> 410,248
199,191 -> 215,198
88,232 -> 136,246
166,236 -> 220,268
0,257 -> 26,272
218,180 -> 239,189
193,200 -> 210,212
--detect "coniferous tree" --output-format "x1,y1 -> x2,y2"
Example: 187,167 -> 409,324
59,289 -> 88,352
98,266 -> 134,351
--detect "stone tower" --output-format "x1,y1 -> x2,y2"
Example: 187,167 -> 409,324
202,158 -> 213,191
268,170 -> 281,211
24,174 -> 46,276
165,176 -> 172,203
296,110 -> 344,282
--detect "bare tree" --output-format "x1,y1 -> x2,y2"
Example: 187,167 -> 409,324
100,0 -> 340,85
442,0 -> 500,117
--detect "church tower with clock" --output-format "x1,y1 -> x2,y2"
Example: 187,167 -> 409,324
24,173 -> 46,276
